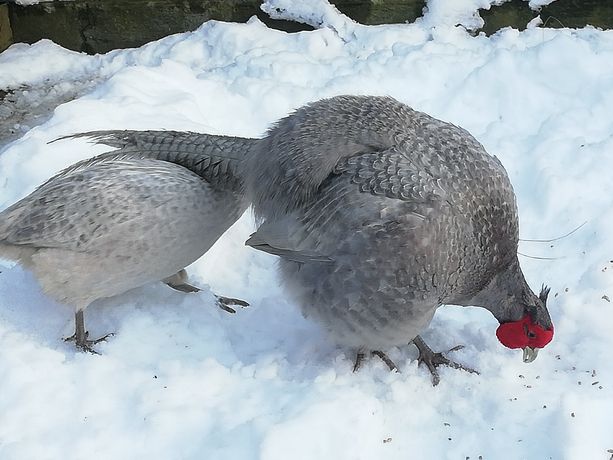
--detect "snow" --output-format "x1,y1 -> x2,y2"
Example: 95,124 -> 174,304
526,15 -> 543,29
1,0 -> 612,459
528,0 -> 558,10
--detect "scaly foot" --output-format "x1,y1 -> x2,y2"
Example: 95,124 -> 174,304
64,330 -> 114,354
215,295 -> 249,314
352,350 -> 399,373
64,311 -> 113,354
167,281 -> 201,293
164,270 -> 201,293
164,270 -> 249,313
412,335 -> 478,386
372,350 -> 399,372
352,351 -> 366,372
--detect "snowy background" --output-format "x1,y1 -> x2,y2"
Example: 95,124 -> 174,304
1,0 -> 613,458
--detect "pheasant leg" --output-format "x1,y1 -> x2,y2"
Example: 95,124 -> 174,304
164,269 -> 201,293
215,295 -> 249,314
63,310 -> 113,354
372,350 -> 399,372
352,350 -> 398,372
412,335 -> 478,386
164,270 -> 249,313
352,351 -> 366,372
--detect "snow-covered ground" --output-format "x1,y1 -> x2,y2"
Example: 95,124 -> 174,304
1,1 -> 612,459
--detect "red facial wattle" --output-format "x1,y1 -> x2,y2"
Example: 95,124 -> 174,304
496,314 -> 554,349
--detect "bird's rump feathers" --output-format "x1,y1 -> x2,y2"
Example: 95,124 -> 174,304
0,157 -> 237,310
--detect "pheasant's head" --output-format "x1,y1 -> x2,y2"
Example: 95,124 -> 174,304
495,286 -> 554,362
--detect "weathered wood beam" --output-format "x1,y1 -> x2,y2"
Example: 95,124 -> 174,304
0,3 -> 13,52
4,0 -> 613,55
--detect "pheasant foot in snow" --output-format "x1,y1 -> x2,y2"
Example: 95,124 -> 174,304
215,295 -> 249,314
164,269 -> 201,293
164,270 -> 249,313
63,310 -> 114,354
372,350 -> 399,372
166,281 -> 201,293
412,335 -> 478,386
352,350 -> 399,372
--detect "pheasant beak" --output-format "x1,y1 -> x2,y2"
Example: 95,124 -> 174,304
522,346 -> 539,363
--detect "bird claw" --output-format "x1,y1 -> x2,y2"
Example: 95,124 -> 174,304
352,350 -> 399,373
166,281 -> 201,293
352,352 -> 366,372
447,344 -> 465,353
165,275 -> 249,314
413,336 -> 478,386
371,350 -> 399,373
163,270 -> 201,293
64,331 -> 114,354
418,351 -> 478,386
215,295 -> 249,314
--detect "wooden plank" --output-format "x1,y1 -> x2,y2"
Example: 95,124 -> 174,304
6,0 -> 613,55
481,0 -> 613,35
0,3 -> 13,52
8,0 -> 312,54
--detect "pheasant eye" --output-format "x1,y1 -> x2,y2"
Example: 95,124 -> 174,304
523,323 -> 537,339
498,315 -> 554,350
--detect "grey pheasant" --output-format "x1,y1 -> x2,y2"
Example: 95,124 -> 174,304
0,132 -> 254,352
243,95 -> 554,384
25,96 -> 554,384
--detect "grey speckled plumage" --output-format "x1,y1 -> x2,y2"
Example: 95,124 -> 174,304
243,95 -> 553,379
21,95 -> 554,376
0,131 -> 254,351
60,130 -> 253,193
